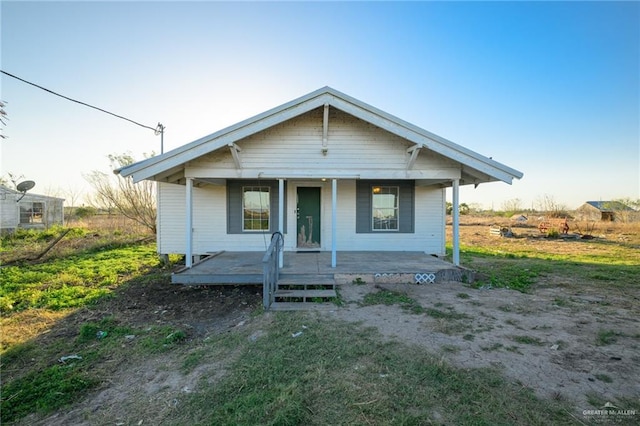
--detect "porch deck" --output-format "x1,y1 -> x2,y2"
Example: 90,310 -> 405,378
172,251 -> 468,285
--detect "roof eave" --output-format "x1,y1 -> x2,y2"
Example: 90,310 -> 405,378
117,86 -> 523,185
117,87 -> 338,182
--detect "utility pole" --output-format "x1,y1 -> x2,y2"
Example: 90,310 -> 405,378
155,123 -> 165,154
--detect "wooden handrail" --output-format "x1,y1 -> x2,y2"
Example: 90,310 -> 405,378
262,232 -> 283,309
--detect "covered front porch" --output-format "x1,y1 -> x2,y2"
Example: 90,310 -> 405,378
182,176 -> 466,269
172,250 -> 469,285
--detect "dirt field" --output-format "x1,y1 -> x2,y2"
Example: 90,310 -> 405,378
18,220 -> 640,425
336,281 -> 639,412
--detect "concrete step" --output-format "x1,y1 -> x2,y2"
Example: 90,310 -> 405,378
270,302 -> 337,311
274,289 -> 337,298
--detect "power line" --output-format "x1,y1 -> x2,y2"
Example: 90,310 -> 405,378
1,69 -> 161,134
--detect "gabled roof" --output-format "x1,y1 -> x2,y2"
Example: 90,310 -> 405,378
585,201 -> 634,212
117,86 -> 523,185
0,185 -> 65,202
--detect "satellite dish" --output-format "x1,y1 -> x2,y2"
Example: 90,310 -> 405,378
16,180 -> 36,193
15,180 -> 35,202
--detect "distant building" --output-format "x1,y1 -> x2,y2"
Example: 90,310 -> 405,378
575,201 -> 635,222
0,185 -> 65,234
510,214 -> 528,223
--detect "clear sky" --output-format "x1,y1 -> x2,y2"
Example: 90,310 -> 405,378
1,1 -> 638,210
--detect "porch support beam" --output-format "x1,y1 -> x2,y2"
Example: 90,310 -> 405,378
406,145 -> 421,170
278,178 -> 284,268
452,178 -> 460,266
331,178 -> 337,267
322,103 -> 329,155
186,177 -> 194,268
228,143 -> 242,169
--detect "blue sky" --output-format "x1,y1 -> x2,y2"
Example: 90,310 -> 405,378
1,1 -> 638,209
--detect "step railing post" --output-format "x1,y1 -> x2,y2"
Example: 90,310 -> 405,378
262,232 -> 283,310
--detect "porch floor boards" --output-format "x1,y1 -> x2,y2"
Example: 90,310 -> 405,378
172,251 -> 457,285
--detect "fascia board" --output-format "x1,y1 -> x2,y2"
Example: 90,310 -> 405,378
1,185 -> 65,202
326,93 -> 523,184
121,91 -> 332,182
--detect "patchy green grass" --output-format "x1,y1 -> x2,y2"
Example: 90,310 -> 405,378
167,313 -> 575,425
425,307 -> 469,320
362,292 -> 469,320
481,342 -> 504,352
440,344 -> 461,353
361,289 -> 425,314
596,329 -> 621,346
511,335 -> 545,346
553,297 -> 570,307
476,261 -> 544,292
594,373 -> 613,383
4,220 -> 639,424
0,241 -> 159,313
0,229 -> 173,423
451,231 -> 640,293
0,226 -> 87,255
1,361 -> 100,421
1,315 -> 188,423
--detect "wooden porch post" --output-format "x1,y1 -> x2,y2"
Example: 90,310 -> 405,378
185,177 -> 193,268
278,178 -> 284,268
452,178 -> 460,266
331,178 -> 337,267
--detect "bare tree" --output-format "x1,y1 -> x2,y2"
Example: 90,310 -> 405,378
43,185 -> 63,199
5,172 -> 25,189
0,100 -> 7,139
64,185 -> 84,208
535,194 -> 568,217
501,198 -> 522,214
85,152 -> 157,233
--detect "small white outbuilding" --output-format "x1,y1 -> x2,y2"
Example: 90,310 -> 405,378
0,185 -> 65,234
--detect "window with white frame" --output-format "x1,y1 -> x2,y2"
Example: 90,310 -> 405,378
242,186 -> 270,231
20,202 -> 44,224
372,186 -> 399,230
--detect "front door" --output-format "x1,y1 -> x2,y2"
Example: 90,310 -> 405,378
296,187 -> 321,249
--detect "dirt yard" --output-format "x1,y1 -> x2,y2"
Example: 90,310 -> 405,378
335,280 -> 639,412
19,220 -> 640,424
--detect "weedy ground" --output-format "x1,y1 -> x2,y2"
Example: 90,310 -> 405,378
1,215 -> 639,425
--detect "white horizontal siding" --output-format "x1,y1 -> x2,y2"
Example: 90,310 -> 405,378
187,108 -> 457,176
190,149 -> 236,169
416,185 -> 446,255
241,108 -> 410,169
158,181 -> 287,255
157,182 -> 186,254
328,180 -> 445,255
159,179 -> 445,256
1,199 -> 18,228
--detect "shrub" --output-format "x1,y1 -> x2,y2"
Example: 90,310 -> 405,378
74,206 -> 97,219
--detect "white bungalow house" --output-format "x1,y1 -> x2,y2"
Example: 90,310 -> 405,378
116,87 -> 522,269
